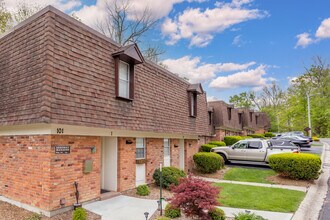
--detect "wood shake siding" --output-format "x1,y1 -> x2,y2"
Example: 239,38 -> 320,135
0,8 -> 210,137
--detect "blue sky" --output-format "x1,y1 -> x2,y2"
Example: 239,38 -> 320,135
6,0 -> 330,102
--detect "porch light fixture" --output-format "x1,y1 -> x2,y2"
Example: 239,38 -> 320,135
91,146 -> 96,154
174,144 -> 179,148
60,198 -> 66,206
126,140 -> 133,144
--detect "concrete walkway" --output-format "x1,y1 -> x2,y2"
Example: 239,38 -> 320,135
218,206 -> 293,220
201,177 -> 308,192
83,195 -> 159,220
292,140 -> 329,220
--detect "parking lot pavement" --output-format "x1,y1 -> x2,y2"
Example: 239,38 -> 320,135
300,144 -> 323,155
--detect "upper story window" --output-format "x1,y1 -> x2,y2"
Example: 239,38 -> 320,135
255,115 -> 258,124
208,111 -> 212,125
238,113 -> 242,124
227,107 -> 232,120
250,112 -> 253,122
187,83 -> 204,118
136,138 -> 145,159
112,44 -> 144,101
119,61 -> 130,98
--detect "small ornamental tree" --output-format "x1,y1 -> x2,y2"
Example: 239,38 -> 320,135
170,176 -> 220,220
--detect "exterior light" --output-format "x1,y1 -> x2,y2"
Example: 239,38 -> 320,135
144,212 -> 149,220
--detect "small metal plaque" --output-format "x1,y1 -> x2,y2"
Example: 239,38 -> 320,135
55,146 -> 70,154
84,160 -> 93,173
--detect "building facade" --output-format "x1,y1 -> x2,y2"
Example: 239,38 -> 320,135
0,6 -> 210,216
208,101 -> 270,141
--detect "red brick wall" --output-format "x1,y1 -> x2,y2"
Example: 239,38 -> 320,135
117,137 -> 136,191
49,135 -> 101,210
170,139 -> 180,168
184,139 -> 199,173
145,138 -> 163,183
0,135 -> 52,210
0,135 -> 101,211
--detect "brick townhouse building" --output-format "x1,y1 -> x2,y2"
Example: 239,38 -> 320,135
0,6 -> 211,216
208,101 -> 270,141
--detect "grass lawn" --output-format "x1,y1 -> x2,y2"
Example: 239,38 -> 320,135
215,183 -> 305,212
223,167 -> 276,184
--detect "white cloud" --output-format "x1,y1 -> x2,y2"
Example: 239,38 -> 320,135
4,0 -> 81,12
209,65 -> 268,89
162,55 -> 256,83
207,96 -> 218,102
295,17 -> 330,48
232,35 -> 242,47
161,0 -> 267,47
287,76 -> 298,85
316,18 -> 330,39
295,32 -> 314,48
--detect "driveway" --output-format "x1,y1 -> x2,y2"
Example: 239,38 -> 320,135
83,195 -> 160,220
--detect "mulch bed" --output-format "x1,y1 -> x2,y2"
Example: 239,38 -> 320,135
149,210 -> 234,220
121,183 -> 174,201
266,174 -> 314,187
0,201 -> 101,220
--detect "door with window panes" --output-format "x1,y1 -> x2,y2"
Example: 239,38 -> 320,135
135,138 -> 146,186
164,138 -> 171,167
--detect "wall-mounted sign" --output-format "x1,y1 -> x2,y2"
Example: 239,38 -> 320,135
55,146 -> 70,154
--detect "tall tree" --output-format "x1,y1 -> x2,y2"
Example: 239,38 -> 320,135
12,1 -> 41,23
96,0 -> 164,62
0,0 -> 12,33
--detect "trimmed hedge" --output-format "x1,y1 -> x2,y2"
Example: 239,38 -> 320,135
241,136 -> 253,139
234,212 -> 266,220
153,167 -> 186,189
264,132 -> 276,137
193,152 -> 224,173
224,136 -> 243,146
156,217 -> 171,220
208,141 -> 226,146
73,208 -> 87,220
201,144 -> 217,152
165,204 -> 181,218
136,184 -> 150,196
209,208 -> 226,220
269,153 -> 321,180
247,134 -> 265,138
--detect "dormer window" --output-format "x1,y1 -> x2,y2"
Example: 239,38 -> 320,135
112,44 -> 144,101
227,107 -> 232,120
187,83 -> 204,118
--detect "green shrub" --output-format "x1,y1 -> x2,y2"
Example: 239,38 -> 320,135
156,217 -> 171,220
136,184 -> 150,196
153,167 -> 186,189
312,136 -> 320,141
165,204 -> 181,218
247,134 -> 265,138
201,144 -> 217,152
193,152 -> 224,173
208,141 -> 226,146
264,132 -> 275,138
224,136 -> 243,145
241,136 -> 253,139
26,213 -> 42,220
269,153 -> 321,180
234,212 -> 267,220
72,208 -> 87,220
209,208 -> 226,220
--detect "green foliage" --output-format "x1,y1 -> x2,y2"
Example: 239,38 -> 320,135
234,212 -> 267,220
224,136 -> 243,146
165,204 -> 181,218
241,136 -> 253,139
153,167 -> 186,189
0,0 -> 12,33
264,132 -> 275,137
208,141 -> 226,146
269,153 -> 321,180
312,136 -> 320,141
224,168 -> 276,184
193,152 -> 224,173
200,143 -> 217,152
72,208 -> 87,220
247,134 -> 265,138
229,91 -> 257,109
208,208 -> 226,220
156,217 -> 171,220
26,213 -> 42,220
136,184 -> 150,196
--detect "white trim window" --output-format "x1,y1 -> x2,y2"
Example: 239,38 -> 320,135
164,138 -> 170,157
136,138 -> 145,159
119,61 -> 130,98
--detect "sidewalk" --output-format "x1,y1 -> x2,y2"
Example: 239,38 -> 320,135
292,140 -> 329,220
201,177 -> 308,192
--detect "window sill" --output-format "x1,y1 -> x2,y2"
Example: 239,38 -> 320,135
116,96 -> 133,102
136,158 -> 147,164
189,115 -> 197,118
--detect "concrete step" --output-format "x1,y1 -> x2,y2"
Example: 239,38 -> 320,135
100,191 -> 121,200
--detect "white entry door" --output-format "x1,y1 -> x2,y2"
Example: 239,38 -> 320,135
136,138 -> 146,186
164,138 -> 171,167
179,139 -> 185,170
101,137 -> 118,191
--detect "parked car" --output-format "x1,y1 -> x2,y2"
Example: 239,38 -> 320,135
210,139 -> 299,163
278,135 -> 311,148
